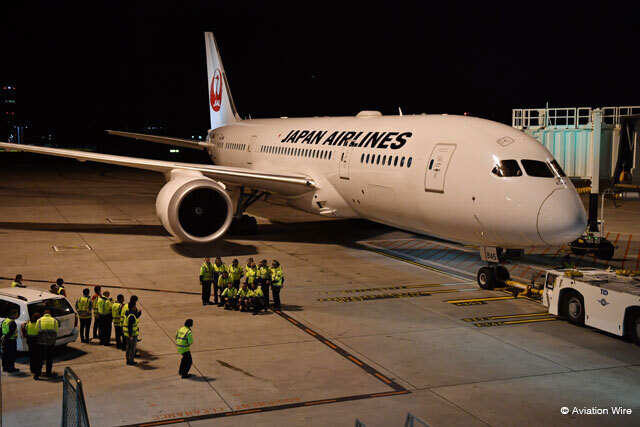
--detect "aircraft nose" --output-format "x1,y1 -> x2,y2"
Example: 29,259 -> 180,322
537,189 -> 587,246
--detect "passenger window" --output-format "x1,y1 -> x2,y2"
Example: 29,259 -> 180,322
492,160 -> 522,177
549,160 -> 566,177
361,153 -> 364,163
400,157 -> 405,167
383,155 -> 387,165
366,154 -> 370,163
394,156 -> 398,166
521,160 -> 554,177
408,157 -> 412,168
376,155 -> 381,165
0,300 -> 20,318
329,152 -> 332,160
387,156 -> 392,166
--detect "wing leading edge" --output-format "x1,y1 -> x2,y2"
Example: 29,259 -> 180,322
0,142 -> 315,196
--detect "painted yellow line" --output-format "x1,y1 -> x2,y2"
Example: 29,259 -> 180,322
502,317 -> 558,325
374,373 -> 392,384
371,390 -> 411,397
228,409 -> 261,415
304,328 -> 317,336
139,420 -> 185,427
446,296 -> 516,304
288,318 -> 298,325
324,340 -> 337,349
348,356 -> 363,366
304,399 -> 337,406
462,312 -> 551,321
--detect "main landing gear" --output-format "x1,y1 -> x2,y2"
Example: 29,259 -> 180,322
476,247 -> 511,290
228,186 -> 266,235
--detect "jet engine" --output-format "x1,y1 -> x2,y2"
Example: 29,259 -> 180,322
156,170 -> 233,243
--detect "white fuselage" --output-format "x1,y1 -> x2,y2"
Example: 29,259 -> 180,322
208,113 -> 587,249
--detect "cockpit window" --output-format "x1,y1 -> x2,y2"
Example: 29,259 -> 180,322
492,160 -> 522,177
549,160 -> 567,178
521,160 -> 554,177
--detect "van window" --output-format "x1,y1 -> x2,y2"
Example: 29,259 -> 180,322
492,160 -> 522,177
521,160 -> 554,177
0,300 -> 21,318
28,298 -> 74,318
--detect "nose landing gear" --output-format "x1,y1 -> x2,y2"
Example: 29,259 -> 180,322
476,247 -> 511,290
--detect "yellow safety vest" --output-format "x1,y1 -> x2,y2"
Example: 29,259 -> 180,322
271,267 -> 284,287
112,302 -> 123,326
259,266 -> 270,279
1,318 -> 17,339
26,321 -> 39,337
251,288 -> 264,298
213,263 -> 226,274
76,296 -> 92,319
238,288 -> 251,298
200,262 -> 215,281
222,287 -> 238,298
245,265 -> 257,284
228,265 -> 243,281
36,314 -> 58,332
176,326 -> 193,355
11,281 -> 22,288
92,295 -> 100,315
217,276 -> 232,288
122,313 -> 139,337
97,296 -> 112,316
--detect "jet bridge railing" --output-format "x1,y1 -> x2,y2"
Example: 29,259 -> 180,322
62,367 -> 90,427
513,106 -> 640,130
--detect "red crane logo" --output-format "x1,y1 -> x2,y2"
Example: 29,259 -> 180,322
210,69 -> 222,112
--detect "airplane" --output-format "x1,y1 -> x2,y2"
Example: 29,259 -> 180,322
0,32 -> 587,290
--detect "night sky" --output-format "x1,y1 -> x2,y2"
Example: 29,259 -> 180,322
2,1 -> 640,154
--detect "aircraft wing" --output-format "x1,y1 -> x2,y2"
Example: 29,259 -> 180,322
0,142 -> 315,196
106,130 -> 213,151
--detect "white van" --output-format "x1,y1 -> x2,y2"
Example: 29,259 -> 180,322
0,288 -> 79,351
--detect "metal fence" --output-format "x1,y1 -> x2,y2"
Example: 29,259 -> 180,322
354,412 -> 429,427
62,367 -> 90,427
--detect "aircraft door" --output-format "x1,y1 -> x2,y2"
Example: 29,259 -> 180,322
424,144 -> 456,193
247,135 -> 257,165
339,146 -> 353,179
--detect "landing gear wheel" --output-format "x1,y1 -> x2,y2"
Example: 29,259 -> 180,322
628,312 -> 640,346
596,241 -> 615,261
563,291 -> 585,326
477,267 -> 496,290
495,266 -> 510,283
229,215 -> 258,235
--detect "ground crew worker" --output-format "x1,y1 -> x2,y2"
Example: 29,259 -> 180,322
249,282 -> 264,315
21,312 -> 41,379
200,257 -> 215,305
257,260 -> 271,310
237,283 -> 251,312
212,257 -> 226,305
75,288 -> 92,343
1,308 -> 20,373
217,271 -> 232,307
176,319 -> 194,378
36,310 -> 58,378
97,291 -> 113,346
112,294 -> 125,349
91,286 -> 102,339
270,260 -> 284,311
120,295 -> 141,353
222,281 -> 238,310
55,278 -> 66,297
244,258 -> 257,287
11,274 -> 26,288
228,259 -> 244,289
123,301 -> 140,366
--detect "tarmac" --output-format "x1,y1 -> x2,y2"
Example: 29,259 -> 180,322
1,154 -> 640,427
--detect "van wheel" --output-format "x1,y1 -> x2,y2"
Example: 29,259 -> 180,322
477,267 -> 496,290
563,291 -> 585,326
628,311 -> 640,346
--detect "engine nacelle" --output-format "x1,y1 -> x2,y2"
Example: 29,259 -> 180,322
156,170 -> 233,243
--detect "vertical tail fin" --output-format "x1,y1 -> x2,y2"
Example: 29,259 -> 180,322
204,32 -> 240,130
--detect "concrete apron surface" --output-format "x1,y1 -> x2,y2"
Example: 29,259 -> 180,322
0,157 -> 640,427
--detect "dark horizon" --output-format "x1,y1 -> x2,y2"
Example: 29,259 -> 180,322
2,2 -> 639,152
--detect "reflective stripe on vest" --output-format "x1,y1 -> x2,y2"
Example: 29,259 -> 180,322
123,314 -> 139,337
1,318 -> 17,339
37,315 -> 58,331
26,321 -> 39,336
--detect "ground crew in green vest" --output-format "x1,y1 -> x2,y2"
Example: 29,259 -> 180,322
1,308 -> 20,373
120,295 -> 140,353
75,288 -> 93,343
176,319 -> 194,378
270,260 -> 284,311
217,271 -> 232,307
55,278 -> 66,297
11,274 -> 26,288
91,285 -> 102,339
112,294 -> 125,350
228,259 -> 244,289
21,312 -> 41,379
200,257 -> 215,306
97,291 -> 113,346
244,258 -> 257,287
36,310 -> 59,378
222,281 -> 239,310
212,257 -> 226,305
123,301 -> 141,365
257,260 -> 271,311
249,282 -> 264,315
237,283 -> 252,312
